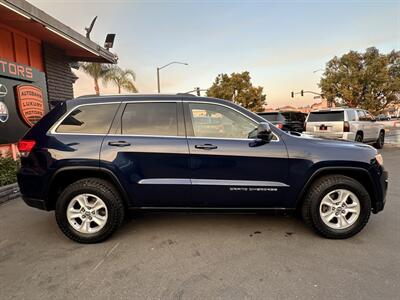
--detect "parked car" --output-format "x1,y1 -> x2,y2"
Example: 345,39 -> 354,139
304,108 -> 385,148
376,114 -> 391,121
18,95 -> 388,243
257,111 -> 306,132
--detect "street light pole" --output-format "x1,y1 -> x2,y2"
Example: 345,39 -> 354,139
156,61 -> 188,93
157,67 -> 160,93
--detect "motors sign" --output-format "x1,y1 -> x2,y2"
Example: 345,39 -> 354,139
0,59 -> 34,81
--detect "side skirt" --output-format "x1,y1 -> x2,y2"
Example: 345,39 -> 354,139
128,207 -> 296,213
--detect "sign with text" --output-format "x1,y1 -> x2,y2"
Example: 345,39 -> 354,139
0,58 -> 48,144
15,85 -> 45,127
0,59 -> 36,81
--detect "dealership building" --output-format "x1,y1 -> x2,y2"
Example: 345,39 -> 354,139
0,0 -> 117,157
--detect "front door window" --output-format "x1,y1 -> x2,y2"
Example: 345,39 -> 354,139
188,103 -> 257,139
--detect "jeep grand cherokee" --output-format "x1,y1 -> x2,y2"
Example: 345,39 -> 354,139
17,95 -> 388,243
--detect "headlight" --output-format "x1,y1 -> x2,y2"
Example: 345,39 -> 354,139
375,154 -> 384,166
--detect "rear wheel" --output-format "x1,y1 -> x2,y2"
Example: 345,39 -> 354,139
374,131 -> 385,149
301,175 -> 371,239
55,178 -> 125,243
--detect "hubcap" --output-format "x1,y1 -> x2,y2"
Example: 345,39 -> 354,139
319,189 -> 360,229
66,194 -> 108,234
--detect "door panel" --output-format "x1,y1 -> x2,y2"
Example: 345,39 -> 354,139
184,102 -> 289,208
101,135 -> 190,207
188,138 -> 289,207
100,101 -> 191,207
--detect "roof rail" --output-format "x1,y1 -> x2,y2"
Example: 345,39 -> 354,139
176,93 -> 197,97
76,94 -> 99,98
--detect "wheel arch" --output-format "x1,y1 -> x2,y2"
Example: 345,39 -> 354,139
296,167 -> 378,212
46,167 -> 129,210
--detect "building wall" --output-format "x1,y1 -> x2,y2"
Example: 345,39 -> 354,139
43,44 -> 75,106
0,22 -> 44,72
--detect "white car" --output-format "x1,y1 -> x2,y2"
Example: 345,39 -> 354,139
304,108 -> 385,148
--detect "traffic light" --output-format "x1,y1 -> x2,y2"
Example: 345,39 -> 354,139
196,87 -> 200,96
291,92 -> 294,98
301,90 -> 304,96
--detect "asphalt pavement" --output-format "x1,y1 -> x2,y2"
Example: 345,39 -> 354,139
0,148 -> 399,300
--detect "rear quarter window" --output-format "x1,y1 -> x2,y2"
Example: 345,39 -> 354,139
346,110 -> 357,121
56,103 -> 119,134
308,111 -> 344,122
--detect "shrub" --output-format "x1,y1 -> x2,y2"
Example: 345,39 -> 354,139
0,157 -> 20,186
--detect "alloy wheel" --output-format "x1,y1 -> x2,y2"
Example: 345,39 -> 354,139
319,189 -> 360,229
66,193 -> 108,234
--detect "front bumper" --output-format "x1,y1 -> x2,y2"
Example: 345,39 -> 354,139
373,170 -> 388,214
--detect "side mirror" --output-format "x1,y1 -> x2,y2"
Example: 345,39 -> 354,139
257,122 -> 273,142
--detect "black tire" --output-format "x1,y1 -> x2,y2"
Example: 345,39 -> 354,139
301,175 -> 371,239
374,130 -> 385,149
355,132 -> 363,143
55,178 -> 125,243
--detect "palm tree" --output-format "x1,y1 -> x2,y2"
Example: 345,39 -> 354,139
104,66 -> 138,94
79,63 -> 111,95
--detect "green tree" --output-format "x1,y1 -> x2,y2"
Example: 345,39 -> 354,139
319,47 -> 400,113
206,71 -> 266,112
104,66 -> 138,94
79,63 -> 112,95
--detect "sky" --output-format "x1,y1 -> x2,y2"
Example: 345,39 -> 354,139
29,0 -> 400,108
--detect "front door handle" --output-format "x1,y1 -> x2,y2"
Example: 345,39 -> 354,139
108,141 -> 131,147
195,144 -> 218,150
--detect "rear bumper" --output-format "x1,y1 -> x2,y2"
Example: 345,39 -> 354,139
21,196 -> 48,211
304,131 -> 356,141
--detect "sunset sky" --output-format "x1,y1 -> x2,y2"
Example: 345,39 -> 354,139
29,0 -> 400,108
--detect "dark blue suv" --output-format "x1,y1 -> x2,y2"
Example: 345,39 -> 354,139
17,95 -> 388,243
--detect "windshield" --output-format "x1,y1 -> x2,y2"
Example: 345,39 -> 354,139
308,111 -> 344,122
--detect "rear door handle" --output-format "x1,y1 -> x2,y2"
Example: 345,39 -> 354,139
108,141 -> 131,147
195,144 -> 218,150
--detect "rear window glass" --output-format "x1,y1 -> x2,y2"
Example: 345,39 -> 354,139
308,111 -> 344,122
56,104 -> 119,134
290,112 -> 306,122
122,102 -> 178,136
259,113 -> 283,122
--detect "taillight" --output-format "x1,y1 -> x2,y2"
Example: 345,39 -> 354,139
344,121 -> 350,132
17,140 -> 36,157
277,123 -> 283,129
303,122 -> 307,131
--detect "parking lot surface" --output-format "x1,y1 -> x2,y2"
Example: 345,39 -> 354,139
0,148 -> 399,300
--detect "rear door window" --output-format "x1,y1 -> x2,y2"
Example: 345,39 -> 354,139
56,103 -> 119,134
308,111 -> 344,122
121,102 -> 178,136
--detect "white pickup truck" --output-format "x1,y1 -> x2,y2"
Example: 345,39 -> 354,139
304,108 -> 385,148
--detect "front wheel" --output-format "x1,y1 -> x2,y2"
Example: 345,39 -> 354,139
55,178 -> 125,243
301,175 -> 371,239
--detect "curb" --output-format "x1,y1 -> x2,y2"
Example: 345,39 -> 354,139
0,183 -> 20,205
